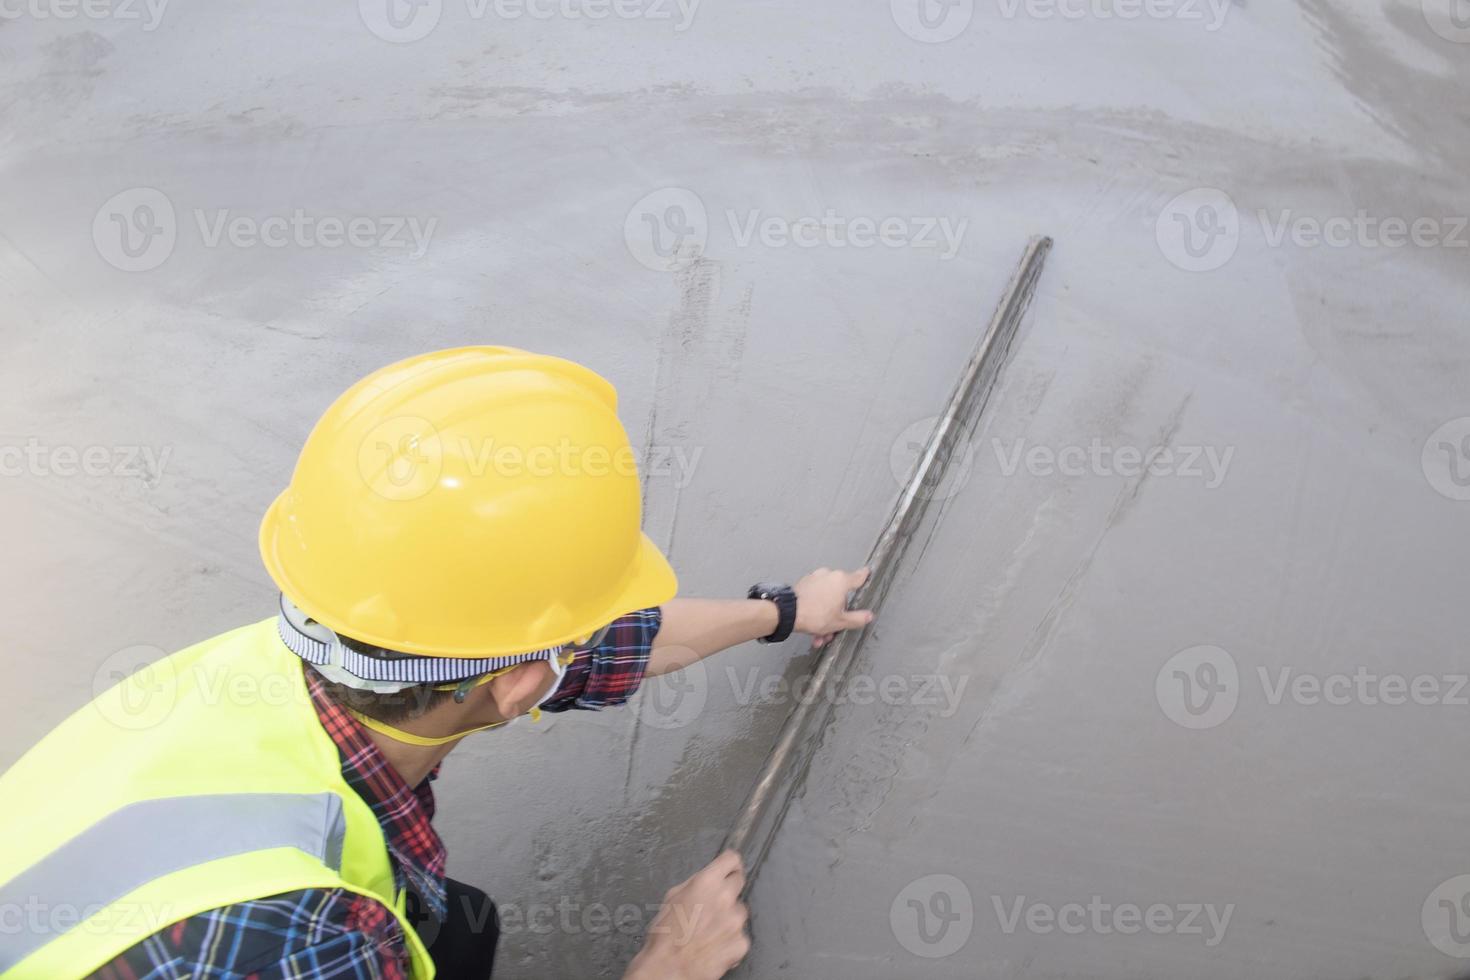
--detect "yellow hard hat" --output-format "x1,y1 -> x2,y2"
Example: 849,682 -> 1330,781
259,346 -> 677,658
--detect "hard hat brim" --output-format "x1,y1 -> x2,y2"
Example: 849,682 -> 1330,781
260,491 -> 679,659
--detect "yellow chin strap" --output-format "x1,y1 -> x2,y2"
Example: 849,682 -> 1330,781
346,709 -> 511,747
346,651 -> 576,747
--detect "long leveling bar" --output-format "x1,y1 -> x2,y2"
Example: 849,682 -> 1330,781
720,235 -> 1054,884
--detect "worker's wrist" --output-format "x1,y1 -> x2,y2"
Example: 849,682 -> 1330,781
624,944 -> 677,980
749,596 -> 780,639
746,583 -> 796,643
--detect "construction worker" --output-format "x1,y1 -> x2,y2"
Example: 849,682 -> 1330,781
0,347 -> 875,980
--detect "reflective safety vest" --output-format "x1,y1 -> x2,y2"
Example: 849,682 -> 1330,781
0,619 -> 435,979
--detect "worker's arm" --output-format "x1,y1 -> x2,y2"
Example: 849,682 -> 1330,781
647,566 -> 875,676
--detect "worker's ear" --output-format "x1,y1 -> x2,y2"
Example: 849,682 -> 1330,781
481,661 -> 555,720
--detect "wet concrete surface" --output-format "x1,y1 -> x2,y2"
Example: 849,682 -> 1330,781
3,1 -> 1469,977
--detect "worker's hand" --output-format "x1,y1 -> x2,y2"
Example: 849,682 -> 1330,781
626,851 -> 750,980
795,566 -> 875,650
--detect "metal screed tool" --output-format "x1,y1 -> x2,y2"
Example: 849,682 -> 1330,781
720,236 -> 1054,886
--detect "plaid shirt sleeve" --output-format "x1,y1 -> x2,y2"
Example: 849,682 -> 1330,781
539,607 -> 662,712
90,888 -> 408,980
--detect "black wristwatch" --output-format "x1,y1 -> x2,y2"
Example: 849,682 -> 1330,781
748,582 -> 798,644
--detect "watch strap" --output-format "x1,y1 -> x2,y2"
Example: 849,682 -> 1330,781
748,583 -> 797,644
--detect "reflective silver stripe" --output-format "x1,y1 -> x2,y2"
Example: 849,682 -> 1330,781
0,792 -> 346,971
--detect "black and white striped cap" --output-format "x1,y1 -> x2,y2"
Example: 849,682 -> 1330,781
276,594 -> 564,691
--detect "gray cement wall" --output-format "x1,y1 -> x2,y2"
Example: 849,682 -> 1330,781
3,1 -> 1469,977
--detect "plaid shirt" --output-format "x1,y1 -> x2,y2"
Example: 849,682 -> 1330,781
91,608 -> 661,980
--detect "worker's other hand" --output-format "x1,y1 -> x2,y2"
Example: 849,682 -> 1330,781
626,851 -> 750,980
795,566 -> 875,650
